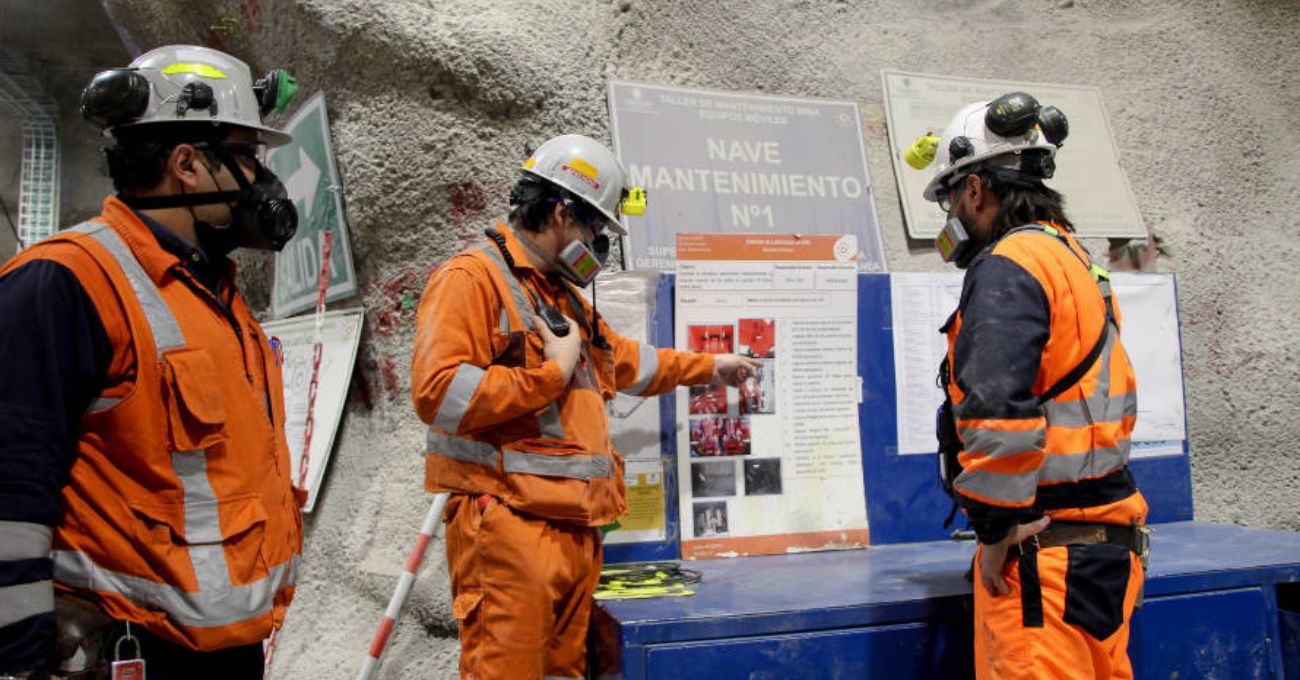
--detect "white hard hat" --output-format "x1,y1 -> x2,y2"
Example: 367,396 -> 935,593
522,134 -> 633,235
922,92 -> 1066,201
81,45 -> 295,147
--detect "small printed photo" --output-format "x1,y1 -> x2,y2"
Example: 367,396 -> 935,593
738,318 -> 776,358
744,458 -> 783,496
693,500 -> 730,537
688,324 -> 735,354
691,459 -> 737,498
689,416 -> 751,457
738,359 -> 776,415
688,383 -> 727,415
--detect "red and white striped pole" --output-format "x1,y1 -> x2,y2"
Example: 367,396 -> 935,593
356,493 -> 450,680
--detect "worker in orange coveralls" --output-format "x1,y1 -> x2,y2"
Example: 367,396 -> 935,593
411,134 -> 761,680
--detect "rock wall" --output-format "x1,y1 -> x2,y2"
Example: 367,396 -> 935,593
89,0 -> 1300,677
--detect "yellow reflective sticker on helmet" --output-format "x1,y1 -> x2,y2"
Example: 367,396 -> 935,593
162,63 -> 228,79
523,157 -> 537,170
567,157 -> 598,180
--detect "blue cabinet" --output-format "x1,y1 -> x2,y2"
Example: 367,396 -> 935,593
593,523 -> 1300,680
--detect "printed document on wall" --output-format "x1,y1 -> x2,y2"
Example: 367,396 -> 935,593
675,233 -> 867,559
891,272 -> 965,455
1112,273 -> 1187,452
586,272 -> 670,544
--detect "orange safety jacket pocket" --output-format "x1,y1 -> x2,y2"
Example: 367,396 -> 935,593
162,348 -> 230,451
129,493 -> 269,587
501,438 -> 621,527
453,590 -> 483,621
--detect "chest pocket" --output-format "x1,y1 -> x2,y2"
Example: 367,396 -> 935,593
162,349 -> 230,453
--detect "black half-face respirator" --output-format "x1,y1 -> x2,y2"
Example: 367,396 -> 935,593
118,142 -> 298,254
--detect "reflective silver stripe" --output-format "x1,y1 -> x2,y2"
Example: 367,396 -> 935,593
474,240 -> 565,438
957,426 -> 1045,460
1092,324 -> 1116,399
0,580 -> 53,628
538,402 -> 566,439
425,429 -> 499,467
87,396 -> 122,414
73,221 -> 185,355
1039,440 -> 1132,482
54,551 -> 297,628
0,521 -> 52,560
1044,390 -> 1137,428
434,363 -> 486,433
498,308 -> 510,333
621,342 -> 659,396
172,451 -> 231,591
502,450 -> 615,480
474,243 -> 534,328
955,467 -> 1038,506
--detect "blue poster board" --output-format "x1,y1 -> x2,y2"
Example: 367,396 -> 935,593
604,273 -> 1193,562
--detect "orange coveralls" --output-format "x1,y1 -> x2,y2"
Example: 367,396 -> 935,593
411,225 -> 713,679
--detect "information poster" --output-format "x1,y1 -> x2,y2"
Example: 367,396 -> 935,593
608,81 -> 886,272
881,70 -> 1146,241
890,272 -> 1186,458
675,233 -> 868,559
260,309 -> 365,512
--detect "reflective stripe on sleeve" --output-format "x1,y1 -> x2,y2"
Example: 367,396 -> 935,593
955,467 -> 1039,506
54,551 -> 297,628
502,450 -> 616,480
433,363 -> 486,433
426,429 -> 499,467
0,580 -> 53,628
0,521 -> 52,560
621,342 -> 659,396
957,425 -> 1045,460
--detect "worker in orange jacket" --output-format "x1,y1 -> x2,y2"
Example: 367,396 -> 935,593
0,46 -> 304,678
411,134 -> 760,679
913,93 -> 1150,679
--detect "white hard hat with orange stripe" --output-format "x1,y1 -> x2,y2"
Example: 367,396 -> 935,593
521,134 -> 646,235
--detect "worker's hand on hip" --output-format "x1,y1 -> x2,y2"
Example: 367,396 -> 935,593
977,516 -> 1051,598
533,315 -> 581,383
711,355 -> 763,387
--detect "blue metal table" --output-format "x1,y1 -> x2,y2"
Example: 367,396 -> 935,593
592,521 -> 1300,679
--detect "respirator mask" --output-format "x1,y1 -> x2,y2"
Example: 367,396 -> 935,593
118,140 -> 298,255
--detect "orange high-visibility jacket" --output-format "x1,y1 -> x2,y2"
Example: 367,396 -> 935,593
412,225 -> 714,527
944,223 -> 1147,541
0,196 -> 304,650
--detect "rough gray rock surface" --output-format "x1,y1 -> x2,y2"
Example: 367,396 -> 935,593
88,0 -> 1300,677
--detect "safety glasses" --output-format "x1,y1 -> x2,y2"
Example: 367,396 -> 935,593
195,140 -> 268,167
564,198 -> 613,236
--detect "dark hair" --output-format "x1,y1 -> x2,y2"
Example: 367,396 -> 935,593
970,161 -> 1074,239
105,122 -> 228,194
507,174 -> 567,233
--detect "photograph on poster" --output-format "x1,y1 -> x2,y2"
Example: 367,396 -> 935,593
688,324 -> 735,354
689,416 -> 752,457
738,359 -> 776,415
693,501 -> 730,537
738,318 -> 776,358
744,458 -> 783,496
689,383 -> 728,415
691,459 -> 738,498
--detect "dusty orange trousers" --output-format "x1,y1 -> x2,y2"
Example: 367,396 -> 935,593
444,494 -> 601,680
973,542 -> 1144,679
